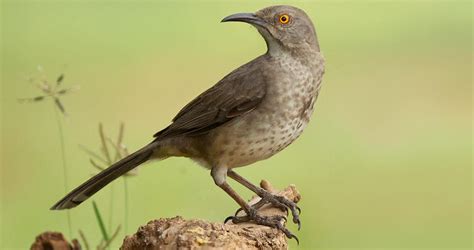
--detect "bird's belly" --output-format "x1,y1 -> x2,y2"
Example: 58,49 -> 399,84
209,92 -> 317,168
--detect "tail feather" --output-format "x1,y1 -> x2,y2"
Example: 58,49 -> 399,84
51,142 -> 157,210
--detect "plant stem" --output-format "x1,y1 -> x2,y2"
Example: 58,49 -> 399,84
92,200 -> 109,242
53,105 -> 72,238
78,230 -> 90,250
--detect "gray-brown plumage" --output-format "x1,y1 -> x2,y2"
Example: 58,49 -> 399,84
51,5 -> 325,240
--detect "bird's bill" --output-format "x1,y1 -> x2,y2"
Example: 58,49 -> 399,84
221,13 -> 267,28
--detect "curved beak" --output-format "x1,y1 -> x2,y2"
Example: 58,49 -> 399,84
221,13 -> 267,28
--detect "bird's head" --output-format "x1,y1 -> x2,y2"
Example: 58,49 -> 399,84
222,5 -> 320,54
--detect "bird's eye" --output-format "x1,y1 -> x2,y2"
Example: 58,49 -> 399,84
279,14 -> 290,24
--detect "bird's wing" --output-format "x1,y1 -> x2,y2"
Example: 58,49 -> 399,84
154,57 -> 267,140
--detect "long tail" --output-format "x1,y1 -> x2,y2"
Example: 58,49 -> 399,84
51,142 -> 158,210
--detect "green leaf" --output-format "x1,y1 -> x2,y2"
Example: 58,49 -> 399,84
92,201 -> 109,242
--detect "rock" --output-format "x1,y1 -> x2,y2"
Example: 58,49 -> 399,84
121,181 -> 300,250
31,231 -> 80,250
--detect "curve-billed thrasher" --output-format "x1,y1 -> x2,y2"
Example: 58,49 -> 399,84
52,5 -> 325,239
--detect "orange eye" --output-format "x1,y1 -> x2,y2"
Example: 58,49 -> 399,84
279,14 -> 290,24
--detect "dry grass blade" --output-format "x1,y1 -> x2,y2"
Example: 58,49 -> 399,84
107,138 -> 123,160
54,97 -> 67,115
78,144 -> 108,165
57,86 -> 80,95
78,230 -> 90,250
17,96 -> 47,103
56,73 -> 64,86
38,82 -> 50,93
99,123 -> 112,164
89,159 -> 105,172
113,123 -> 125,161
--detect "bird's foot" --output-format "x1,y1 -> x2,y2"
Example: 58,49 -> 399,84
231,191 -> 301,230
262,192 -> 302,230
224,208 -> 299,243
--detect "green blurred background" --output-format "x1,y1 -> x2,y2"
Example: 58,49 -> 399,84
1,0 -> 472,249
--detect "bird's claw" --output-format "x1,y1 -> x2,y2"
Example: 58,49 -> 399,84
231,194 -> 301,229
225,207 -> 298,243
233,207 -> 244,216
253,213 -> 298,244
275,195 -> 301,230
224,215 -> 235,224
255,192 -> 302,230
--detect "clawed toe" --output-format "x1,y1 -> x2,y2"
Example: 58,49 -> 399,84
224,214 -> 250,224
224,187 -> 302,242
224,215 -> 234,224
225,208 -> 298,243
231,193 -> 301,229
257,192 -> 302,230
253,213 -> 298,243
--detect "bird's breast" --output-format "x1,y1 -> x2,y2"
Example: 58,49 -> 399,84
202,53 -> 324,169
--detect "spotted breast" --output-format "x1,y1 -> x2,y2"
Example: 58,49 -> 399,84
204,51 -> 325,169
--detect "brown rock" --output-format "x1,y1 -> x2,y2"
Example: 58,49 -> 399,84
31,232 -> 81,250
121,183 -> 300,250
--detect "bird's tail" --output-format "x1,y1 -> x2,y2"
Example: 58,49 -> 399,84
51,142 -> 158,210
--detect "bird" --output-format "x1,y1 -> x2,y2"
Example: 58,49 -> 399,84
51,5 -> 325,240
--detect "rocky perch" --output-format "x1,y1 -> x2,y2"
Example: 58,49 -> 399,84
121,181 -> 300,250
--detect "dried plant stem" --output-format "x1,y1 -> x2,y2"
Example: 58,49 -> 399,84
99,123 -> 112,163
53,104 -> 72,238
78,230 -> 90,250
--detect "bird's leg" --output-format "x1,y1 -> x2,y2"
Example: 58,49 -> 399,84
227,170 -> 301,230
211,167 -> 297,241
